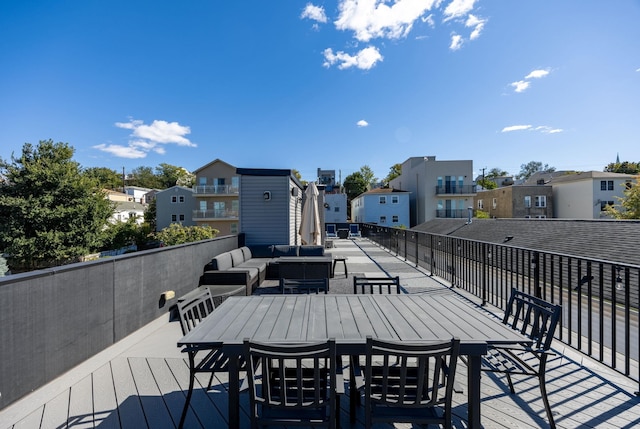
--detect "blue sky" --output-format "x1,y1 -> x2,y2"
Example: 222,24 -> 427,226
1,1 -> 639,183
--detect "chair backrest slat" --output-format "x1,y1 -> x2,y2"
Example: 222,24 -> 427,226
280,278 -> 329,294
177,289 -> 215,335
353,276 -> 401,294
503,288 -> 561,351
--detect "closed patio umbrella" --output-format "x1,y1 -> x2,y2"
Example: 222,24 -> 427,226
299,182 -> 321,245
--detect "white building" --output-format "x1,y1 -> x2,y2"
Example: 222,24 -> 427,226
351,188 -> 410,227
323,193 -> 347,224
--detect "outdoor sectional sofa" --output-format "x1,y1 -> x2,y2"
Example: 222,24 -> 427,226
199,244 -> 327,295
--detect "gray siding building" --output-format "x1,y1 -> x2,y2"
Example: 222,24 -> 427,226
155,186 -> 197,231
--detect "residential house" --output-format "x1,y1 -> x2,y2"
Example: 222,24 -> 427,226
155,186 -> 197,230
124,186 -> 153,204
389,156 -> 475,226
530,171 -> 636,219
317,167 -> 337,192
351,188 -> 410,227
475,184 -> 553,218
192,159 -> 240,236
111,200 -> 145,225
237,168 -> 309,246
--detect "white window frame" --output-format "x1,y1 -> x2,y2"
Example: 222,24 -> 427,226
492,198 -> 497,209
391,195 -> 399,204
535,195 -> 547,208
379,215 -> 387,223
524,196 -> 531,208
379,196 -> 387,204
392,215 -> 399,223
477,199 -> 484,209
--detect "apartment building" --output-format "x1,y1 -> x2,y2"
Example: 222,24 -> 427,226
389,156 -> 475,226
475,185 -> 553,219
192,159 -> 240,235
155,186 -> 197,230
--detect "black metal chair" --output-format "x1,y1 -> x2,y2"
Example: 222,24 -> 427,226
480,288 -> 562,428
280,278 -> 329,294
243,338 -> 343,429
353,276 -> 401,294
177,289 -> 238,429
360,336 -> 461,429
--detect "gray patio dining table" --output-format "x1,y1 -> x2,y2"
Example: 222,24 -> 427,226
177,292 -> 531,428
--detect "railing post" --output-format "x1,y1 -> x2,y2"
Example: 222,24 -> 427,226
481,243 -> 488,306
532,251 -> 541,298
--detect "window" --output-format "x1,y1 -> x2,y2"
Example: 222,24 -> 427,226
535,195 -> 547,207
601,180 -> 607,191
524,196 -> 531,208
379,196 -> 387,204
392,215 -> 399,223
492,198 -> 497,209
171,214 -> 177,222
199,177 -> 207,185
199,201 -> 207,211
601,201 -> 615,211
391,195 -> 399,204
171,196 -> 177,203
334,207 -> 340,212
477,199 -> 484,209
608,180 -> 614,190
179,214 -> 185,221
179,195 -> 185,203
379,215 -> 387,223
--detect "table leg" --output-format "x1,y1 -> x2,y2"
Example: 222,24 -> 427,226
467,355 -> 482,428
227,354 -> 241,429
179,351 -> 197,429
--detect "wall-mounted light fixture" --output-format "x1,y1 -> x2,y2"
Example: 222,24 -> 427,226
324,202 -> 330,209
263,191 -> 271,201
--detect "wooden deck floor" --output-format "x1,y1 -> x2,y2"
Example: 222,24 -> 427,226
3,239 -> 640,428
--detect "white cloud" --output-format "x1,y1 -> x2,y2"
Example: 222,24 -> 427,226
357,119 -> 369,127
449,34 -> 463,50
95,118 -> 196,159
466,14 -> 485,40
323,46 -> 383,70
443,0 -> 477,21
525,69 -> 550,79
92,144 -> 147,159
334,0 -> 440,42
422,13 -> 435,28
301,3 -> 327,23
502,124 -> 563,134
502,125 -> 532,132
510,80 -> 530,93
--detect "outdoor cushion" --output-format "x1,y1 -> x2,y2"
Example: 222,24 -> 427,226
272,245 -> 298,257
211,252 -> 233,271
230,248 -> 245,266
248,245 -> 274,258
240,246 -> 253,261
298,245 -> 324,256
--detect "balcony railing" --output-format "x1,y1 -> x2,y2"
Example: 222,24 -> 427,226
192,209 -> 239,220
362,223 -> 640,392
435,184 -> 476,195
436,209 -> 470,218
192,185 -> 239,195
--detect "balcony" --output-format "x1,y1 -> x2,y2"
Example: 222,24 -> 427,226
192,185 -> 239,195
436,208 -> 470,218
192,209 -> 238,220
2,235 -> 639,428
436,184 -> 476,195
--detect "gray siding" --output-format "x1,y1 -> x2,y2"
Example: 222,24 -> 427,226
155,186 -> 197,231
240,175 -> 291,245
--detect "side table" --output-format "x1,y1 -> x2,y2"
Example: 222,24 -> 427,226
332,257 -> 348,278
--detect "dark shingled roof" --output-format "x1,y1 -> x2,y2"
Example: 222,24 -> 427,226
412,218 -> 640,266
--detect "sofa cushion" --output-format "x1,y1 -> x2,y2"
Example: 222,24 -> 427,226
240,246 -> 253,260
298,245 -> 324,256
230,248 -> 245,266
272,245 -> 298,257
211,252 -> 233,271
248,245 -> 274,258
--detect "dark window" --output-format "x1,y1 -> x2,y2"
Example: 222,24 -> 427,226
600,181 -> 607,191
608,180 -> 614,190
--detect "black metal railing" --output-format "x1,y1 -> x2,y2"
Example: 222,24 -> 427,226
361,223 -> 640,392
435,184 -> 476,195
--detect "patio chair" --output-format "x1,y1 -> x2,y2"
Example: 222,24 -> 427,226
177,289 -> 243,429
478,288 -> 562,428
243,338 -> 344,429
353,276 -> 401,294
360,336 -> 461,429
280,278 -> 329,294
326,224 -> 338,238
348,223 -> 361,238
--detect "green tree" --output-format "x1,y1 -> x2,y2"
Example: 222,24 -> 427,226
477,178 -> 497,189
604,161 -> 640,175
0,140 -> 114,271
144,197 -> 157,231
156,163 -> 194,188
360,165 -> 377,189
383,163 -> 402,186
83,166 -> 123,190
127,166 -> 163,188
343,171 -> 368,201
606,176 -> 640,219
101,217 -> 143,250
156,223 -> 219,246
486,167 -> 509,178
517,161 -> 556,180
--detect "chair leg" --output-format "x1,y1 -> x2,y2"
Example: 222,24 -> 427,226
207,372 -> 215,390
179,354 -> 197,429
505,372 -> 516,394
538,357 -> 556,429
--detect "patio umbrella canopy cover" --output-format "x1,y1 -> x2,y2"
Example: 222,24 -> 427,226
299,182 -> 321,245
